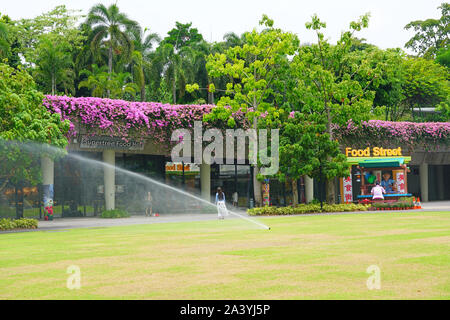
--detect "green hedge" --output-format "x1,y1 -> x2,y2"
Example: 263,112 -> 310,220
248,204 -> 371,216
372,198 -> 415,209
0,218 -> 38,231
100,209 -> 130,219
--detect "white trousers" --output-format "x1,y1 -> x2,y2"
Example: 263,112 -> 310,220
217,201 -> 228,218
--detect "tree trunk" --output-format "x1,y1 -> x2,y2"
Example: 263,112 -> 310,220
108,45 -> 113,98
172,69 -> 177,104
292,179 -> 298,206
253,166 -> 262,207
325,101 -> 335,204
141,86 -> 145,102
51,73 -> 55,95
0,177 -> 9,194
252,117 -> 262,207
326,178 -> 335,204
172,79 -> 176,104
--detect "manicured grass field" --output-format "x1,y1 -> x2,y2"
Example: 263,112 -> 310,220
0,211 -> 449,299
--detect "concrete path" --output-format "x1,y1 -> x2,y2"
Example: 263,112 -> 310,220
420,200 -> 450,211
37,213 -> 222,232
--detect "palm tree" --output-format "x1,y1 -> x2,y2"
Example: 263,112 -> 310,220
110,72 -> 139,99
86,3 -> 141,97
78,64 -> 110,97
130,28 -> 160,101
156,42 -> 197,104
34,36 -> 75,95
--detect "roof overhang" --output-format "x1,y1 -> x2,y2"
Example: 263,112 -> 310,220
346,156 -> 411,166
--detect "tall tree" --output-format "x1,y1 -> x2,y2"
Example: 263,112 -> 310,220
162,22 -> 204,50
130,28 -> 160,101
34,34 -> 75,95
86,3 -> 141,97
0,63 -> 70,192
405,2 -> 449,58
0,17 -> 9,59
15,5 -> 84,67
158,22 -> 205,104
401,57 -> 450,121
289,14 -> 385,204
200,15 -> 299,206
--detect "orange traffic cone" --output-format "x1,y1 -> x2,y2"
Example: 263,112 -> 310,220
416,198 -> 422,209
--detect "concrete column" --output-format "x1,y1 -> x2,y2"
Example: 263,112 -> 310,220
41,156 -> 54,220
200,164 -> 211,202
436,165 -> 444,201
419,163 -> 428,202
304,176 -> 314,204
103,150 -> 115,211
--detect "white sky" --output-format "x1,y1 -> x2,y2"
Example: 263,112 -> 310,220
0,0 -> 444,52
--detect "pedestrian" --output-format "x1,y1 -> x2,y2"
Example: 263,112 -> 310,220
232,191 -> 238,208
371,182 -> 386,200
145,191 -> 153,217
216,187 -> 228,220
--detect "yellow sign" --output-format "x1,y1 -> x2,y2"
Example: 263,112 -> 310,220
165,162 -> 200,173
345,147 -> 403,157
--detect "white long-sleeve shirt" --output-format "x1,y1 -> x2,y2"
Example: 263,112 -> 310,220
371,185 -> 386,200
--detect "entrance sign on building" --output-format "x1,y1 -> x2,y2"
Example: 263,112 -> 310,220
345,147 -> 403,157
80,136 -> 145,151
165,162 -> 200,173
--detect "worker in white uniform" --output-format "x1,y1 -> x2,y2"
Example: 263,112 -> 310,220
215,187 -> 228,220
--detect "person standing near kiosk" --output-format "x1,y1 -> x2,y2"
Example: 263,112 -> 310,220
381,172 -> 396,194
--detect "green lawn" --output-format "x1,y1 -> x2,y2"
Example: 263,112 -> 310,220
0,211 -> 449,300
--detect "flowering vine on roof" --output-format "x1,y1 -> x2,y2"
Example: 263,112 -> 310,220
334,120 -> 450,150
43,95 -> 250,144
44,96 -> 450,150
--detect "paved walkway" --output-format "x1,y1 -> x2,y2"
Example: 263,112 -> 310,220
420,200 -> 450,211
1,201 -> 448,234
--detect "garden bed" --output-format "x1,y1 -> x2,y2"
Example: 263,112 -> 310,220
369,197 -> 417,211
0,218 -> 38,231
248,204 -> 371,216
100,209 -> 130,219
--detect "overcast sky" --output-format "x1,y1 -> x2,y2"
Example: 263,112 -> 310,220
0,0 -> 444,52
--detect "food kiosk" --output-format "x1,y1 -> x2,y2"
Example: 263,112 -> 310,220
340,147 -> 413,203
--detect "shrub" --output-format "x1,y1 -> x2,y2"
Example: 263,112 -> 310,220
100,209 -> 130,219
247,204 -> 370,216
0,218 -> 38,231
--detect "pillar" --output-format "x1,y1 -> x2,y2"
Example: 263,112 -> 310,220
200,164 -> 211,202
41,155 -> 54,221
103,150 -> 115,211
420,163 -> 428,202
305,175 -> 314,204
436,165 -> 444,200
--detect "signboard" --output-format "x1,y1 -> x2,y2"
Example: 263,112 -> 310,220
345,147 -> 403,157
80,136 -> 144,151
342,175 -> 353,203
262,182 -> 270,206
394,170 -> 406,193
165,162 -> 200,173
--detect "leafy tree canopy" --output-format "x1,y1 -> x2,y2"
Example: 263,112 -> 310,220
405,2 -> 449,58
162,22 -> 204,50
0,63 -> 70,185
